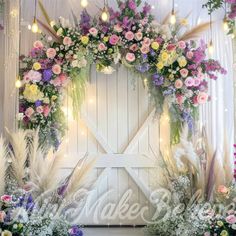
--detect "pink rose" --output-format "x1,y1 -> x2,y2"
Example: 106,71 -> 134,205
43,105 -> 51,117
184,77 -> 194,87
1,195 -> 12,203
178,41 -> 186,49
89,27 -> 98,37
193,96 -> 199,105
109,35 -> 119,45
167,43 -> 176,51
24,70 -> 42,82
194,78 -> 201,87
63,36 -> 72,46
50,77 -> 61,87
0,211 -> 6,223
142,37 -> 151,46
175,79 -> 183,89
226,215 -> 236,224
186,51 -> 194,59
217,185 -> 229,194
130,44 -> 138,52
36,106 -> 44,113
180,68 -> 189,78
140,45 -> 150,54
114,24 -> 123,33
46,48 -> 56,59
33,40 -> 43,49
52,64 -> 61,75
25,107 -> 34,118
197,92 -> 208,104
125,52 -> 135,62
125,31 -> 134,41
98,43 -> 107,51
176,94 -> 185,105
197,72 -> 204,80
135,31 -> 143,41
51,73 -> 68,87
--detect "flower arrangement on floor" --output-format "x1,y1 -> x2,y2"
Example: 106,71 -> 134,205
0,129 -> 94,235
18,0 -> 226,148
146,128 -> 236,236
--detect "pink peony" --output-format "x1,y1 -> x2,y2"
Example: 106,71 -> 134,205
24,70 -> 42,82
46,48 -> 56,59
1,195 -> 12,203
176,94 -> 185,105
197,92 -> 208,104
98,43 -> 107,51
167,43 -> 176,51
135,31 -> 143,41
89,27 -> 98,37
125,31 -> 135,41
186,51 -> 194,59
140,45 -> 150,54
25,107 -> 34,118
142,37 -> 151,46
217,185 -> 229,194
125,52 -> 136,62
180,68 -> 189,78
114,24 -> 123,33
226,215 -> 236,224
130,44 -> 138,52
33,40 -> 43,49
184,77 -> 194,87
109,35 -> 120,45
36,106 -> 44,113
43,105 -> 51,117
52,64 -> 61,75
175,79 -> 183,89
178,41 -> 186,49
0,211 -> 6,223
63,36 -> 72,46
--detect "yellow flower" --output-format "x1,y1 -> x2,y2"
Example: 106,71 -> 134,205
178,56 -> 187,67
161,52 -> 169,61
103,36 -> 109,42
43,97 -> 50,104
51,95 -> 57,101
217,221 -> 224,227
23,84 -> 43,103
151,42 -> 159,50
81,36 -> 89,45
1,230 -> 12,236
33,62 -> 41,71
156,62 -> 164,70
180,18 -> 188,26
220,230 -> 228,236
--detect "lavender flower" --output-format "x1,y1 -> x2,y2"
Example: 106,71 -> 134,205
135,63 -> 149,73
79,9 -> 91,34
182,111 -> 194,131
35,100 -> 42,107
142,3 -> 151,16
153,73 -> 164,86
42,69 -> 53,82
128,0 -> 137,11
69,226 -> 83,236
163,86 -> 176,96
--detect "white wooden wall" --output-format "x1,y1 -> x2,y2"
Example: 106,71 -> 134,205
62,65 -> 161,225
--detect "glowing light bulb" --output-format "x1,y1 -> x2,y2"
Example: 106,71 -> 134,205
101,7 -> 110,22
208,40 -> 214,55
81,0 -> 88,8
170,10 -> 176,25
15,79 -> 22,88
31,18 -> 38,33
27,24 -> 31,30
223,17 -> 228,31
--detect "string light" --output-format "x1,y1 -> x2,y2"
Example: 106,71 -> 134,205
170,0 -> 176,25
31,0 -> 38,33
223,16 -> 228,31
101,0 -> 110,22
15,78 -> 22,88
81,0 -> 88,8
208,40 -> 214,55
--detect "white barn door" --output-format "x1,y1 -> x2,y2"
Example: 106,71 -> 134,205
63,65 -> 160,225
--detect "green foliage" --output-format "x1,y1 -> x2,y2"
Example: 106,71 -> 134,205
202,0 -> 225,14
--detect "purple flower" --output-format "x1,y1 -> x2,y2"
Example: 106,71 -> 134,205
69,226 -> 83,236
35,100 -> 42,107
153,73 -> 164,86
135,63 -> 149,73
163,87 -> 176,96
80,9 -> 91,34
42,69 -> 53,82
182,111 -> 194,131
142,3 -> 151,16
128,0 -> 137,10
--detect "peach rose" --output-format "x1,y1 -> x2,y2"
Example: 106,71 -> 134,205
175,79 -> 183,89
89,27 -> 98,37
186,51 -> 194,59
180,68 -> 189,78
0,211 -> 6,223
25,107 -> 34,118
142,37 -> 151,46
125,52 -> 135,62
176,94 -> 185,105
43,105 -> 51,117
36,106 -> 44,113
63,36 -> 72,46
33,40 -> 43,49
135,31 -> 143,41
46,48 -> 56,59
140,45 -> 150,54
197,92 -> 208,104
125,31 -> 134,41
52,64 -> 61,75
130,44 -> 138,52
178,40 -> 186,49
98,43 -> 107,51
114,24 -> 122,33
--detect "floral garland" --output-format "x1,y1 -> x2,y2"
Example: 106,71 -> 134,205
19,0 -> 226,148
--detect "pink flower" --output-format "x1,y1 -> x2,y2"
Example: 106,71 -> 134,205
142,37 -> 151,46
140,45 -> 150,54
125,52 -> 136,62
114,24 -> 123,33
184,77 -> 194,87
36,106 -> 44,113
33,40 -> 43,49
25,107 -> 34,118
46,48 -> 56,59
1,195 -> 12,203
50,73 -> 68,87
52,64 -> 61,75
197,92 -> 208,104
109,35 -> 120,45
176,94 -> 185,105
89,27 -> 98,37
167,43 -> 176,51
204,233 -> 210,236
186,51 -> 194,59
0,211 -> 6,223
226,215 -> 236,224
175,79 -> 183,89
178,41 -> 186,49
130,44 -> 138,52
43,105 -> 51,117
125,31 -> 134,41
135,31 -> 143,41
23,70 -> 42,82
193,95 -> 199,105
50,77 -> 61,87
217,185 -> 229,194
194,78 -> 201,87
98,43 -> 107,51
63,36 -> 72,46
180,68 -> 189,78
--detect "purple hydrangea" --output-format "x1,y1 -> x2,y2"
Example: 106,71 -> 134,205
153,73 -> 164,86
42,69 -> 53,82
35,100 -> 42,107
69,226 -> 83,236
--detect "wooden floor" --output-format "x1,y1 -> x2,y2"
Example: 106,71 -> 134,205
83,227 -> 146,236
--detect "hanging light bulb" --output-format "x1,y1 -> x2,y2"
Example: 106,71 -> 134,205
208,40 -> 214,55
170,9 -> 176,25
81,0 -> 88,8
101,6 -> 110,22
223,17 -> 228,31
31,17 -> 38,33
15,78 -> 22,88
